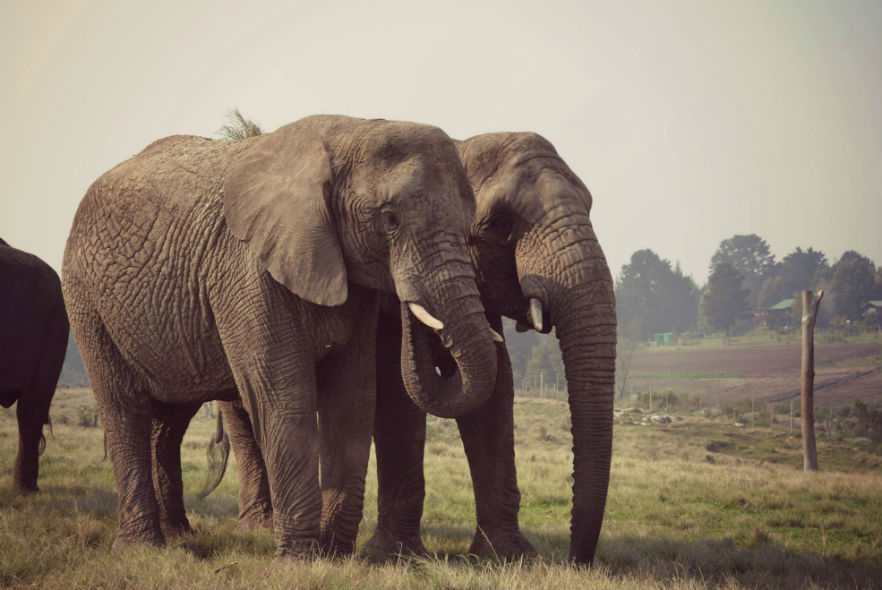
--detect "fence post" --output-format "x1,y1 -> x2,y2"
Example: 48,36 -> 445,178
801,289 -> 823,472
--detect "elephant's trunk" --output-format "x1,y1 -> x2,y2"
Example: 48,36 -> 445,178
552,275 -> 616,565
399,296 -> 497,420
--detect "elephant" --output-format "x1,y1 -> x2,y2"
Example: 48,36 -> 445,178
368,132 -> 617,565
197,131 -> 617,565
0,238 -> 69,493
61,114 -> 500,557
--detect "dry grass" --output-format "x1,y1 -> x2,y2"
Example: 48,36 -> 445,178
0,389 -> 879,589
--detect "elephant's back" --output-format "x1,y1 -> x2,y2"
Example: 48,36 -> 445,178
0,244 -> 63,313
63,135 -> 254,281
85,135 -> 256,211
0,244 -> 64,384
61,135 -> 256,395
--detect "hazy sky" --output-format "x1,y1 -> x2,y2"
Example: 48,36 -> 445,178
1,0 -> 879,285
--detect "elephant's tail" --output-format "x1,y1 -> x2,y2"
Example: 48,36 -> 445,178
197,410 -> 230,499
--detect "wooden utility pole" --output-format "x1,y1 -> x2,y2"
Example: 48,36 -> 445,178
801,289 -> 823,472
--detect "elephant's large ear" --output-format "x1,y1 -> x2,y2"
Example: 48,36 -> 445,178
222,126 -> 347,306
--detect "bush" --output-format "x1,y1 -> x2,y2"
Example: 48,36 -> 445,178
77,406 -> 98,428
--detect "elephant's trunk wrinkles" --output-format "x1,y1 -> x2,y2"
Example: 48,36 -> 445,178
399,299 -> 497,420
551,266 -> 616,565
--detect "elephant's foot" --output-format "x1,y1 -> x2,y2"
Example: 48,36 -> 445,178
275,538 -> 322,560
236,509 -> 273,534
12,483 -> 39,495
362,528 -> 428,562
111,529 -> 165,552
160,518 -> 192,543
319,533 -> 356,559
468,527 -> 537,561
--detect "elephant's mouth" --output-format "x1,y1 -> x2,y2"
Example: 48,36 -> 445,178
407,311 -> 458,378
399,301 -> 498,419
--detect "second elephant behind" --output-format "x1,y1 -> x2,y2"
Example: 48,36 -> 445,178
200,131 -> 617,565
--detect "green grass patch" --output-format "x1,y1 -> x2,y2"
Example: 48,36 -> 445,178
0,389 -> 878,588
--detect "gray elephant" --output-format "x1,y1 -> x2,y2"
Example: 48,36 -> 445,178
0,238 -> 69,493
368,132 -> 617,565
199,131 -> 616,565
61,114 -> 499,557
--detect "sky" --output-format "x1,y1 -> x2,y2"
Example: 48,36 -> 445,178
1,0 -> 879,286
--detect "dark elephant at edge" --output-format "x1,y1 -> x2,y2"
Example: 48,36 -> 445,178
201,131 -> 617,565
0,238 -> 70,493
61,114 -> 499,557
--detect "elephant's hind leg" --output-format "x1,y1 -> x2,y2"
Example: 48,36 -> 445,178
13,391 -> 43,493
218,399 -> 273,532
151,400 -> 200,540
70,309 -> 165,549
13,304 -> 67,494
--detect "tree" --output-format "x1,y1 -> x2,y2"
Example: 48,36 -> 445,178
710,234 -> 775,308
700,262 -> 751,344
756,273 -> 787,309
829,251 -> 881,320
502,317 -> 540,385
524,332 -> 565,392
756,247 -> 829,309
615,249 -> 699,340
780,247 -> 828,293
615,323 -> 641,399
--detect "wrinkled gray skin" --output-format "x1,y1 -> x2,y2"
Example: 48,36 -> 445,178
203,132 -> 616,565
61,115 -> 498,557
0,238 -> 69,493
369,133 -> 617,565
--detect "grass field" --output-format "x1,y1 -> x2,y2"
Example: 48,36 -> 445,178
0,387 -> 879,589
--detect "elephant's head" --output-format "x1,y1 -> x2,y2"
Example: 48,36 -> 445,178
222,115 -> 497,418
457,132 -> 616,564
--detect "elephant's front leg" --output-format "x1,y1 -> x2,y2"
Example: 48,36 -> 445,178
262,396 -> 322,557
455,314 -> 536,559
316,299 -> 379,556
362,314 -> 429,560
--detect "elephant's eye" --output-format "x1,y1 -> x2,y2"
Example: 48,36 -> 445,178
487,214 -> 512,238
381,210 -> 399,232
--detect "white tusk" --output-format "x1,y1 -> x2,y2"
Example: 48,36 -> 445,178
408,302 -> 444,331
529,298 -> 544,332
490,328 -> 504,342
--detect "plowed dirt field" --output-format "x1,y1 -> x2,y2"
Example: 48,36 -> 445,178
626,342 -> 880,407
